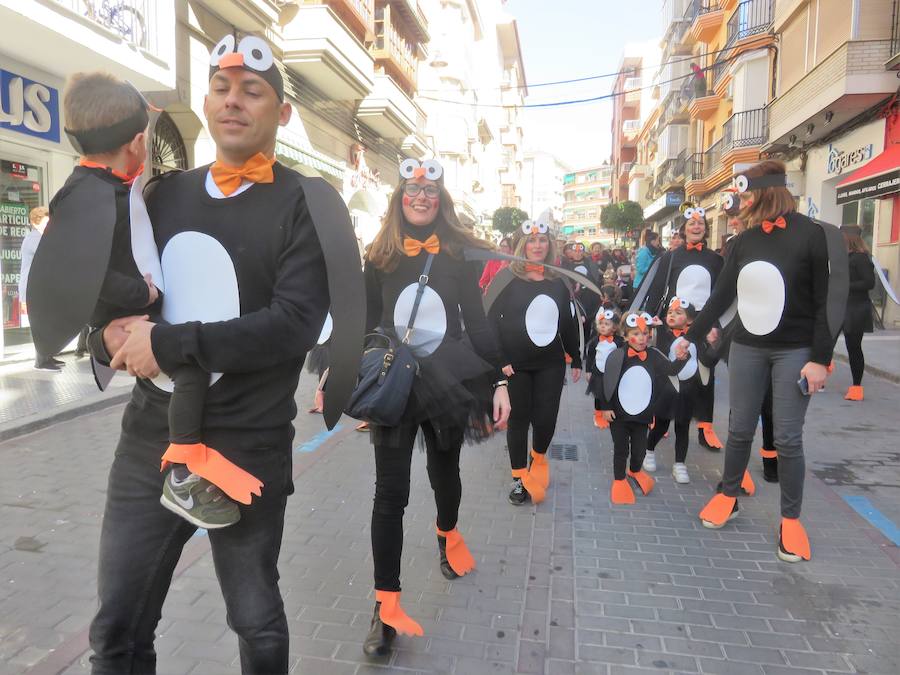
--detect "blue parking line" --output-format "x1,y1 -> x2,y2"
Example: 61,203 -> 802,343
843,495 -> 900,546
294,424 -> 343,453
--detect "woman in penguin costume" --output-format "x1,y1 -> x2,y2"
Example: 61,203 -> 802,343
360,158 -> 511,656
674,160 -> 849,563
485,220 -> 582,506
640,201 -> 725,450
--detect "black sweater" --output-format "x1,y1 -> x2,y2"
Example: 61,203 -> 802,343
643,244 -> 724,317
129,163 -> 329,450
687,212 -> 832,364
597,347 -> 682,424
487,276 -> 582,371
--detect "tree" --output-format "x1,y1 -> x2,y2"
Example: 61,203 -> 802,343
492,207 -> 529,236
601,200 -> 644,245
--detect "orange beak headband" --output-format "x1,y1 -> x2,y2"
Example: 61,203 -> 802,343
596,307 -> 620,325
682,203 -> 706,223
733,172 -> 786,193
625,311 -> 652,333
209,34 -> 284,101
669,296 -> 697,319
400,158 -> 444,184
64,82 -> 153,155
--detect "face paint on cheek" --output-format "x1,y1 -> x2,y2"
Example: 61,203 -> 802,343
402,194 -> 412,208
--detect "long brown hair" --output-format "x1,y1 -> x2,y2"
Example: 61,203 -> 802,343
509,233 -> 558,280
738,159 -> 796,229
841,225 -> 869,254
366,180 -> 492,272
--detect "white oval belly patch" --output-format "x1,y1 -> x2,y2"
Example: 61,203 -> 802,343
676,264 -> 712,309
594,341 -> 616,373
669,340 -> 698,380
619,366 -> 653,415
393,284 -> 447,356
574,264 -> 588,277
152,231 -> 240,392
737,260 -> 785,336
316,312 -> 333,344
525,294 -> 559,347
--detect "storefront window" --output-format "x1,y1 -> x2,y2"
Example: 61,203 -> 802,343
1,158 -> 44,352
841,198 -> 876,250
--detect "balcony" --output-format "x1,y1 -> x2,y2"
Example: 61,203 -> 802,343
888,0 -> 900,70
0,0 -> 175,90
357,74 -> 417,139
688,1 -> 725,44
318,0 -> 377,43
725,0 -> 774,52
388,0 -> 429,44
685,108 -> 768,195
711,58 -> 732,97
657,91 -> 689,130
624,78 -> 642,104
654,153 -> 686,193
623,119 -> 641,146
722,107 -> 767,150
283,5 -> 375,100
689,91 -> 721,121
371,4 -> 419,94
619,162 -> 634,179
204,0 -> 280,34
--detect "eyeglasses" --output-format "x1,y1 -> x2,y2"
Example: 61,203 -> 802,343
403,183 -> 440,199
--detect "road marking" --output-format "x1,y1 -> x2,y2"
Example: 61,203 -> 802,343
294,424 -> 344,453
842,495 -> 900,546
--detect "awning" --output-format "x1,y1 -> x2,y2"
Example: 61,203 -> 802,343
836,143 -> 900,205
275,128 -> 346,180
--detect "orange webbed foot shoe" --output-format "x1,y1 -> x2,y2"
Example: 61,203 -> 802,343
740,469 -> 756,496
529,450 -> 550,490
521,470 -> 546,504
700,493 -> 738,529
160,443 -> 263,505
627,469 -> 655,495
697,422 -> 724,449
436,526 -> 476,577
375,591 -> 423,637
844,385 -> 864,401
778,518 -> 811,562
611,479 -> 635,504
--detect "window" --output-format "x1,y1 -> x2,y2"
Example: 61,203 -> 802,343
841,198 -> 876,250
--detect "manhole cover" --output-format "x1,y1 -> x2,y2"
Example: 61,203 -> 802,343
549,443 -> 579,461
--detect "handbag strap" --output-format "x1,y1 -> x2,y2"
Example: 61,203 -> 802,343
401,253 -> 435,344
655,251 -> 676,316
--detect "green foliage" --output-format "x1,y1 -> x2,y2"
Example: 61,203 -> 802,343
492,207 -> 529,235
600,200 -> 644,244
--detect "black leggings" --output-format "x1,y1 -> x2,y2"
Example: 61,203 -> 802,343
506,364 -> 566,470
168,365 -> 208,444
609,421 -> 648,480
761,382 -> 775,451
647,417 -> 689,463
844,331 -> 865,385
372,423 -> 462,592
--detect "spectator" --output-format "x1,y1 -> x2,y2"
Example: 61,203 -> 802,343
633,230 -> 661,289
479,236 -> 512,292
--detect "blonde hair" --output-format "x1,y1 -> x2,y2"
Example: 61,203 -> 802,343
367,181 -> 492,272
63,72 -> 144,133
509,233 -> 558,280
29,206 -> 48,226
738,160 -> 796,229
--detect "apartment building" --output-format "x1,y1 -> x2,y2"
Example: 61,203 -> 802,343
521,151 -> 569,224
562,164 -> 613,242
610,51 -> 644,204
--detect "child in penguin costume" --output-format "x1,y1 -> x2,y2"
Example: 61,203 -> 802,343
585,307 -> 624,429
675,160 -> 848,562
596,311 -> 687,504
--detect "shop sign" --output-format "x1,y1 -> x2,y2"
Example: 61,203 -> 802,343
347,143 -> 382,192
0,68 -> 60,143
826,143 -> 873,176
836,168 -> 900,205
643,190 -> 683,220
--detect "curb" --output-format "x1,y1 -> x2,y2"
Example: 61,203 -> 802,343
832,352 -> 900,385
0,392 -> 131,444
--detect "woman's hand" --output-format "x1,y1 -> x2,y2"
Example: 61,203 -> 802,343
493,386 -> 511,430
601,410 -> 616,422
800,361 -> 828,394
502,364 -> 515,377
571,368 -> 581,383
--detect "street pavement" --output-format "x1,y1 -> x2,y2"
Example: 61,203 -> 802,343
1,360 -> 899,674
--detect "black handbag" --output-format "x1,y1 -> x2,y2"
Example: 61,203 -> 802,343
344,254 -> 435,426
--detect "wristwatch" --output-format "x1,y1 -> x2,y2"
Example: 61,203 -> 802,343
493,379 -> 509,389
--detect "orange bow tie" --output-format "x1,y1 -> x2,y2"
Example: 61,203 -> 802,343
210,153 -> 275,196
761,216 -> 787,234
628,348 -> 647,361
525,263 -> 545,274
686,242 -> 703,251
79,158 -> 143,185
672,328 -> 685,337
599,335 -> 615,343
403,233 -> 440,257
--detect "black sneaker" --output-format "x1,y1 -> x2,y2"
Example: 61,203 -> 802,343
508,478 -> 528,505
33,360 -> 62,372
160,471 -> 241,529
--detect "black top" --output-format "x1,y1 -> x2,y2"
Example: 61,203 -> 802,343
844,251 -> 875,334
687,212 -> 832,364
597,347 -> 681,423
133,163 -> 330,450
487,276 -> 582,371
643,244 -> 724,318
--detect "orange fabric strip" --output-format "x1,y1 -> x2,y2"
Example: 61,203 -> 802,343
160,443 -> 263,505
375,591 -> 424,636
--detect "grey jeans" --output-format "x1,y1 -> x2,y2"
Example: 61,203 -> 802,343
724,342 -> 811,518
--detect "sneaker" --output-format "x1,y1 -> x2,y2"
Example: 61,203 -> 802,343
160,472 -> 241,529
508,478 -> 528,506
33,360 -> 62,372
672,463 -> 690,484
642,451 -> 657,473
777,533 -> 803,563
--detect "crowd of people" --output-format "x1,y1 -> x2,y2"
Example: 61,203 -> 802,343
19,34 -> 876,673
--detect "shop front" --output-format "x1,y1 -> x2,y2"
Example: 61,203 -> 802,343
643,190 -> 684,246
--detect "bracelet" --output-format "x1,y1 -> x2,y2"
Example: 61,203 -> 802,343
493,380 -> 509,388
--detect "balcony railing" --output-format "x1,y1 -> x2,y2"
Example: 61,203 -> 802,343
373,6 -> 417,91
722,107 -> 768,149
711,58 -> 730,87
623,119 -> 642,134
54,0 -> 154,51
657,90 -> 689,130
725,0 -> 774,50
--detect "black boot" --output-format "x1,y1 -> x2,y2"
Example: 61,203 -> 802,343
437,534 -> 459,580
762,456 -> 779,483
363,602 -> 396,656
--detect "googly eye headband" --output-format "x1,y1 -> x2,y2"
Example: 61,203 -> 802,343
596,308 -> 619,323
733,172 -> 787,193
209,34 -> 284,101
683,205 -> 706,221
721,189 -> 741,216
521,220 -> 550,236
669,296 -> 691,312
399,159 -> 444,183
624,312 -> 653,331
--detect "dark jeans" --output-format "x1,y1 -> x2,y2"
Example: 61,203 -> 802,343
89,433 -> 292,674
506,364 -> 566,470
609,421 -> 648,480
372,423 -> 462,592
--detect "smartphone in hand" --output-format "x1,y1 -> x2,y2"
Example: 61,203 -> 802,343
797,377 -> 811,396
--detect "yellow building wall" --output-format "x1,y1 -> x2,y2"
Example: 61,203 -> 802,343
815,0 -> 852,63
780,5 -> 809,93
858,0 -> 895,40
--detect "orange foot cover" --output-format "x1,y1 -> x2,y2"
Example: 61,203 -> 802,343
741,469 -> 756,496
759,448 -> 778,459
521,470 -> 546,504
161,443 -> 263,505
529,450 -> 550,490
627,469 -> 655,495
593,411 -> 609,429
698,422 -> 724,449
699,493 -> 736,526
436,526 -> 476,576
844,385 -> 864,401
610,479 -> 635,504
781,518 -> 811,560
375,590 -> 424,636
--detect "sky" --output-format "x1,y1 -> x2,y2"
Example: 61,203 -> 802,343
506,0 -> 663,171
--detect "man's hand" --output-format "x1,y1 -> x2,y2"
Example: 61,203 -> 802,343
493,386 -> 511,430
144,274 -> 159,306
571,368 -> 581,383
601,410 -> 616,422
103,314 -> 149,361
502,364 -> 515,377
110,319 -> 160,379
800,361 -> 828,394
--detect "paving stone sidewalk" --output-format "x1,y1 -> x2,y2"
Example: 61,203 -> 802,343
1,365 -> 899,675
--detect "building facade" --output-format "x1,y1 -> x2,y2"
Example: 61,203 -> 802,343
521,150 -> 569,224
562,164 -> 613,242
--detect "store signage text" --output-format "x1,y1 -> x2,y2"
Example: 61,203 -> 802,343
836,168 -> 900,205
826,143 -> 873,176
643,191 -> 683,220
0,69 -> 60,142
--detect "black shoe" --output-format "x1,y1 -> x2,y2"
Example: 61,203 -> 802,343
508,477 -> 528,506
762,456 -> 779,483
698,429 -> 719,451
33,360 -> 62,372
363,602 -> 396,657
437,534 -> 459,580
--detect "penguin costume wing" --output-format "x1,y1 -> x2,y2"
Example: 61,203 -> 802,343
299,175 -> 366,429
26,175 -> 118,358
812,219 -> 849,341
650,346 -> 680,394
602,347 -> 627,403
465,248 -> 603,297
628,256 -> 662,313
483,266 -> 517,313
872,255 -> 900,305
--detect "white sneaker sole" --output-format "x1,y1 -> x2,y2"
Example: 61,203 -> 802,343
776,547 -> 803,563
159,494 -> 239,529
643,455 -> 657,473
702,509 -> 739,529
